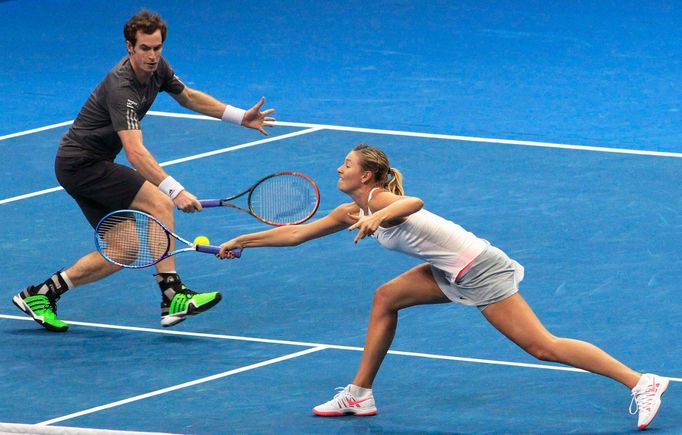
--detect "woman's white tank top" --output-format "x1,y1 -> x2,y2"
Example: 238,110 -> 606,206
360,188 -> 487,280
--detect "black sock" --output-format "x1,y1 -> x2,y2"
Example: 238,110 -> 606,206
26,271 -> 72,299
155,272 -> 184,302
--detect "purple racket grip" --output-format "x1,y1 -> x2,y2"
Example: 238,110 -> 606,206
195,244 -> 242,258
229,248 -> 242,258
199,199 -> 223,207
195,244 -> 221,254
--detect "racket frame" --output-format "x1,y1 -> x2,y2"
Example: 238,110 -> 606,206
95,209 -> 237,269
199,171 -> 320,226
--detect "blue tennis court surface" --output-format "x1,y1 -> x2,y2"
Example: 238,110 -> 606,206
2,1 -> 681,434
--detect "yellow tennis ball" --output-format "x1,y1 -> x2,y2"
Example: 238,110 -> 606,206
193,235 -> 210,245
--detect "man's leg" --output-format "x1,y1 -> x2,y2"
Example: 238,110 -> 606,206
130,181 -> 222,327
16,158 -> 140,332
12,254 -> 121,332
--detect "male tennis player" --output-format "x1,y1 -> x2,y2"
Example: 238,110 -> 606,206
12,9 -> 275,332
217,144 -> 669,430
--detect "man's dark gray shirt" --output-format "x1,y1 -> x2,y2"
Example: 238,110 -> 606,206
57,56 -> 185,161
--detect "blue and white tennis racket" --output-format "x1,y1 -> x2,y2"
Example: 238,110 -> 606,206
95,209 -> 241,269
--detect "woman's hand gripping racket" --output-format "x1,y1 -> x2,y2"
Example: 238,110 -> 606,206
95,210 -> 241,269
199,172 -> 320,226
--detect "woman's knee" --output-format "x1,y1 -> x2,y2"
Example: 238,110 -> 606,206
372,283 -> 399,312
525,336 -> 561,362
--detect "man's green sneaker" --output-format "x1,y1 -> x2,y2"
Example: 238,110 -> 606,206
13,289 -> 69,332
160,288 -> 222,327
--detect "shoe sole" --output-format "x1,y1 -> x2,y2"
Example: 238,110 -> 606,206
638,378 -> 669,430
12,295 -> 68,333
161,293 -> 223,328
312,409 -> 377,417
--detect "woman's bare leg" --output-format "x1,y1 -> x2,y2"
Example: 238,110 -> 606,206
352,263 -> 450,388
482,293 -> 640,389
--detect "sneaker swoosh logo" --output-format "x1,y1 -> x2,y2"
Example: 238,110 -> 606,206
646,382 -> 660,393
348,397 -> 372,406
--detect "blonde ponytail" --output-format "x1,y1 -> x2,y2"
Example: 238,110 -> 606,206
386,167 -> 404,196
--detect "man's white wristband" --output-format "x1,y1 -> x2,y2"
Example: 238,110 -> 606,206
159,176 -> 185,200
221,105 -> 246,125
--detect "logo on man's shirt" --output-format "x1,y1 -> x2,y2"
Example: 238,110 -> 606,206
126,99 -> 140,130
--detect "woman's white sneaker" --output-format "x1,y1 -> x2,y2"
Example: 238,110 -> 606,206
629,373 -> 669,430
312,384 -> 377,416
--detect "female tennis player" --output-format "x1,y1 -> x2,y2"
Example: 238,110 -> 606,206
217,144 -> 668,430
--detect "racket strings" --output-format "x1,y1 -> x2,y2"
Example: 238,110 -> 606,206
250,175 -> 318,224
95,213 -> 170,268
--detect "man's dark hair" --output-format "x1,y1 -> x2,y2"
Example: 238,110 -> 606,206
124,9 -> 167,46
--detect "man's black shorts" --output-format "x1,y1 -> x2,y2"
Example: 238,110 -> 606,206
55,156 -> 146,228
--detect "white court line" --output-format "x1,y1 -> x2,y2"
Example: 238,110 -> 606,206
3,114 -> 681,205
147,110 -> 682,159
0,120 -> 73,142
2,314 -> 680,383
158,126 -> 321,166
0,422 -> 179,435
0,186 -> 65,205
0,127 -> 321,205
36,346 -> 327,426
